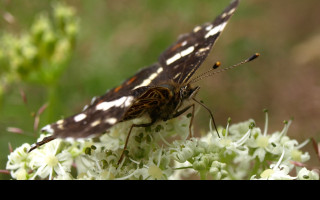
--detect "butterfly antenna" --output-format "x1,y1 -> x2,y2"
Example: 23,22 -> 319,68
190,53 -> 260,83
28,135 -> 56,153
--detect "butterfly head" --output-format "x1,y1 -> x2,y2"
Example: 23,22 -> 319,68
179,84 -> 200,101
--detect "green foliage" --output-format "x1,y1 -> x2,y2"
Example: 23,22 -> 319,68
0,2 -> 79,93
0,1 -> 79,180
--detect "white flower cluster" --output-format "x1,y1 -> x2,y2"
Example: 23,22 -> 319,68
6,111 -> 319,180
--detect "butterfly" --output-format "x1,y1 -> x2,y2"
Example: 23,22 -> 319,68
29,0 -> 256,161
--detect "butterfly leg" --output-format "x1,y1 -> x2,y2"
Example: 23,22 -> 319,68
192,98 -> 220,138
117,118 -> 157,165
170,104 -> 195,139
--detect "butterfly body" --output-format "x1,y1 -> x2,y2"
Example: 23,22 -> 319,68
29,0 -> 241,152
124,82 -> 199,122
124,84 -> 177,121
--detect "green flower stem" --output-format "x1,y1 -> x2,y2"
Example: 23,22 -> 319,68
199,170 -> 207,180
173,166 -> 193,170
249,157 -> 262,178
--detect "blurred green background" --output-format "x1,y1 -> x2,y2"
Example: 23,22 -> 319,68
1,0 -> 319,179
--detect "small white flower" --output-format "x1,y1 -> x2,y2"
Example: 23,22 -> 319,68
12,168 -> 29,180
6,143 -> 32,179
297,167 -> 319,180
124,147 -> 173,180
98,134 -> 121,151
147,165 -> 163,179
99,169 -> 116,180
228,119 -> 256,138
231,149 -> 254,179
212,120 -> 253,156
29,136 -> 72,180
169,161 -> 195,180
55,172 -> 74,180
170,138 -> 198,163
247,113 -> 293,162
251,147 -> 296,180
209,161 -> 228,180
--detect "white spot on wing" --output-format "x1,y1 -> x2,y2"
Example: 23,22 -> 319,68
166,46 -> 195,65
56,119 -> 64,129
96,96 -> 134,111
204,22 -> 227,38
74,113 -> 87,122
90,120 -> 101,127
166,53 -> 181,65
228,8 -> 236,15
90,96 -> 97,105
41,124 -> 54,133
133,73 -> 155,89
82,104 -> 88,111
196,46 -> 211,56
125,96 -> 134,107
156,67 -> 163,74
181,41 -> 187,46
205,24 -> 213,31
193,26 -> 201,32
133,67 -> 163,89
180,46 -> 195,57
105,117 -> 117,124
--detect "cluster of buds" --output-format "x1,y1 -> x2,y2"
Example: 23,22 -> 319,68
0,2 -> 79,95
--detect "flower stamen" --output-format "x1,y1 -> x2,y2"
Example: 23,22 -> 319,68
263,109 -> 268,136
235,122 -> 254,147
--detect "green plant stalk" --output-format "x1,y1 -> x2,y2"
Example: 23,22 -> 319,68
199,170 -> 207,180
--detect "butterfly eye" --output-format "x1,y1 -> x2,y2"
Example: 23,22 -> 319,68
179,86 -> 190,99
183,90 -> 188,97
179,88 -> 186,99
